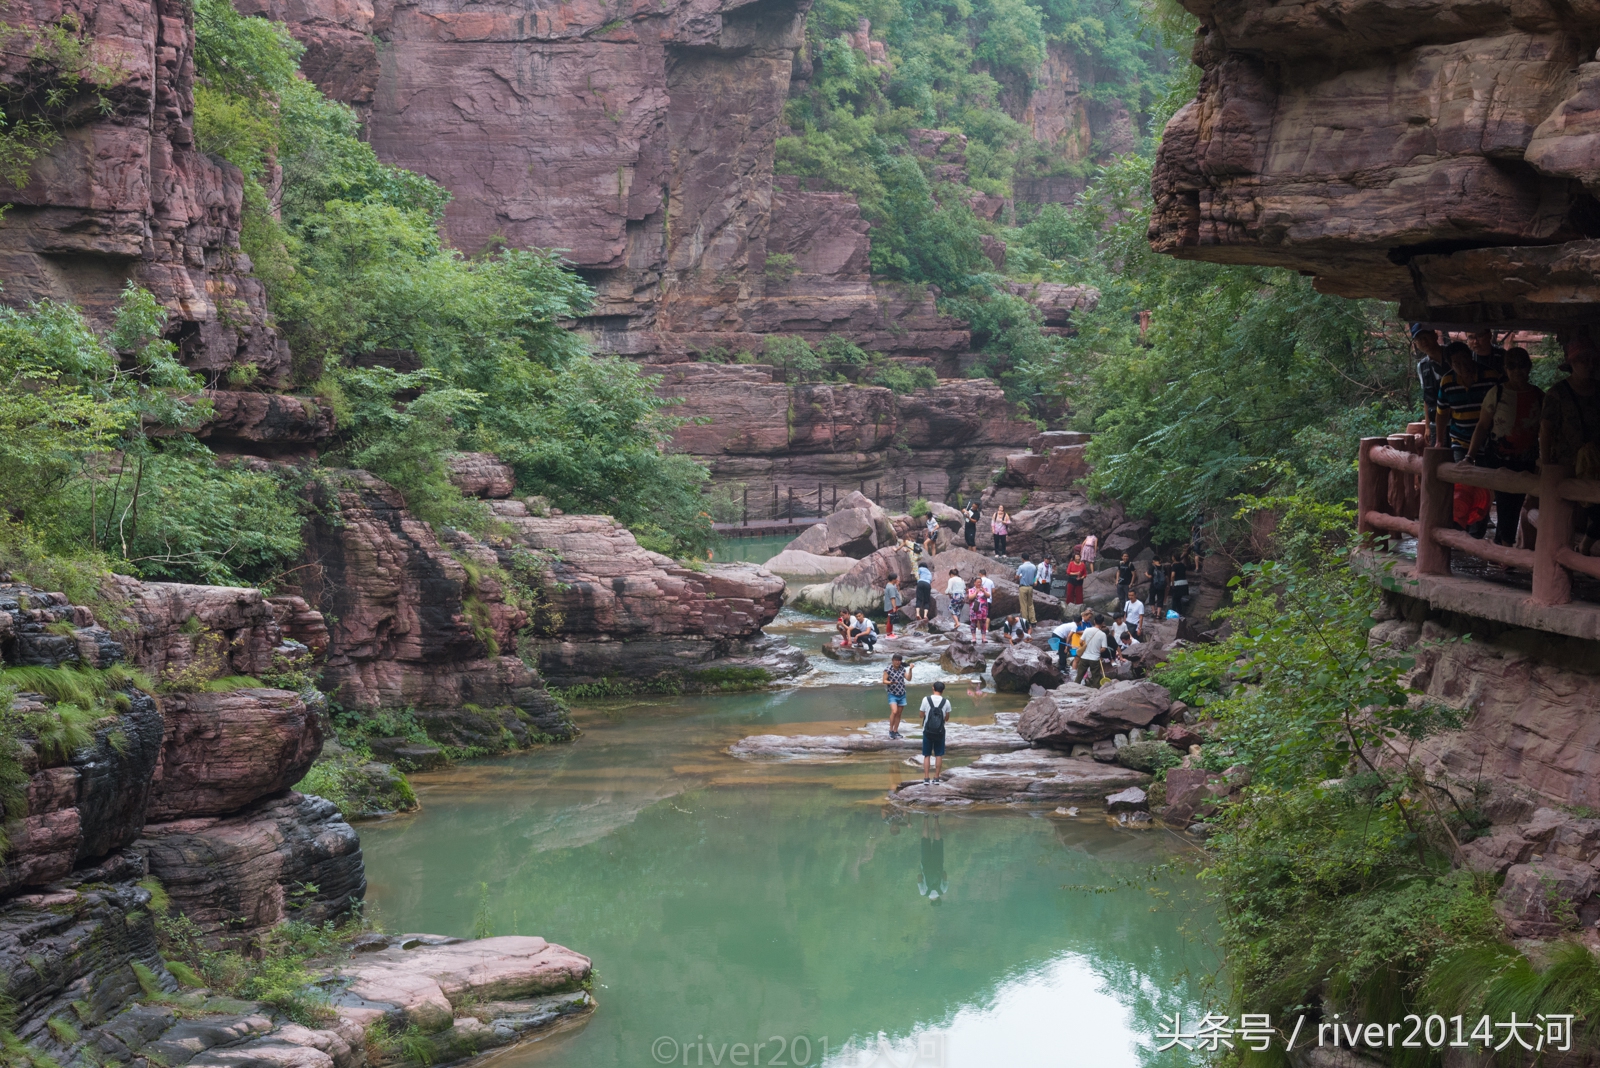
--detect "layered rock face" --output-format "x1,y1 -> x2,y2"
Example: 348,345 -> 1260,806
483,501 -> 802,686
1148,0 -> 1600,325
0,0 -> 288,383
0,577 -> 363,937
293,471 -> 575,735
1374,594 -> 1600,813
250,0 -> 1095,363
659,363 -> 1043,494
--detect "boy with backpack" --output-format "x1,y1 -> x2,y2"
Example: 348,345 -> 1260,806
919,681 -> 952,783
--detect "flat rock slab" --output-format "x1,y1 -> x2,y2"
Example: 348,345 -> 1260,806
729,715 -> 1027,759
331,934 -> 592,1032
889,750 -> 1149,807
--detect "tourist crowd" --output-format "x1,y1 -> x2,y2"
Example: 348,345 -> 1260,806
1413,327 -> 1600,549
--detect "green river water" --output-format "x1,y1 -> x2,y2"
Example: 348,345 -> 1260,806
359,602 -> 1219,1068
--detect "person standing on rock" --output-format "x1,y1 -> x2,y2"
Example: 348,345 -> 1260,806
944,569 -> 966,623
967,583 -> 990,641
962,500 -> 980,548
915,561 -> 934,621
1470,326 -> 1507,374
1064,549 -> 1088,605
924,512 -> 940,557
1124,591 -> 1146,641
1080,532 -> 1097,569
977,568 -> 995,598
883,654 -> 913,739
1146,556 -> 1169,617
1437,340 -> 1504,460
1115,551 -> 1136,606
1542,334 -> 1600,549
991,505 -> 1010,556
1035,557 -> 1053,594
882,573 -> 903,636
1169,553 -> 1191,618
1015,557 -> 1037,632
1073,615 -> 1109,687
918,681 -> 952,783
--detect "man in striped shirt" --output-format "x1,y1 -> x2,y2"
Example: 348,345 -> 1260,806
1436,341 -> 1505,459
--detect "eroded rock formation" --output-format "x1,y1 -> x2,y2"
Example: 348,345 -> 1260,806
0,0 -> 288,381
660,364 -> 1044,494
1149,0 -> 1600,326
482,502 -> 803,687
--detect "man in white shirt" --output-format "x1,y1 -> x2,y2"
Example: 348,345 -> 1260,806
848,611 -> 877,652
1073,615 -> 1108,687
977,569 -> 995,596
944,570 -> 966,622
1123,594 -> 1146,639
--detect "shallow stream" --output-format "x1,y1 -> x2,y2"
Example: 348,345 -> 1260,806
359,617 -> 1218,1067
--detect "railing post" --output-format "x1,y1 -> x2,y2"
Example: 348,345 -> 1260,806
1386,433 -> 1416,518
742,486 -> 748,526
1417,446 -> 1453,576
1534,462 -> 1574,606
1357,437 -> 1386,538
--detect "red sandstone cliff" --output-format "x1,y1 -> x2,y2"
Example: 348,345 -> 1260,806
0,0 -> 288,383
1148,0 -> 1600,327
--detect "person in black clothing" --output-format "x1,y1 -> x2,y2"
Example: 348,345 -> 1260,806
1147,556 -> 1168,616
962,501 -> 980,549
1114,552 -> 1135,606
1169,553 -> 1190,618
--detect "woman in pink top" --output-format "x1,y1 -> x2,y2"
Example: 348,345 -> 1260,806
1080,533 -> 1098,567
991,506 -> 1010,556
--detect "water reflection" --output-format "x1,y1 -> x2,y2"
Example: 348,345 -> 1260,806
359,690 -> 1216,1068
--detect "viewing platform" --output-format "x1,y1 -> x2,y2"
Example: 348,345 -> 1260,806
1356,425 -> 1600,642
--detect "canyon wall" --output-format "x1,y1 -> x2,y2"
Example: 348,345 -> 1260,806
1148,0 -> 1600,327
0,0 -> 288,384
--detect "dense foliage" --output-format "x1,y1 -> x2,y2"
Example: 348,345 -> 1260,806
1153,526 -> 1600,1065
1009,154 -> 1418,542
0,286 -> 304,586
777,0 -> 1165,378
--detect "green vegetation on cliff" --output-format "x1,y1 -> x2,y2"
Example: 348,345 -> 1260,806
191,0 -> 713,550
0,286 -> 303,586
778,0 -> 1164,383
1011,154 -> 1418,541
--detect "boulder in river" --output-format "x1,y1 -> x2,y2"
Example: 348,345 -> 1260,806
991,644 -> 1063,693
784,492 -> 896,558
1018,680 -> 1173,748
940,639 -> 988,674
1105,787 -> 1149,813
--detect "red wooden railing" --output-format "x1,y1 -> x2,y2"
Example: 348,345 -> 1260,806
1357,426 -> 1600,606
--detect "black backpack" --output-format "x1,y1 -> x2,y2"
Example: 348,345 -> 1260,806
924,696 -> 949,732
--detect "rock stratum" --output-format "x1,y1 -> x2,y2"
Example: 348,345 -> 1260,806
1149,0 -> 1600,326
